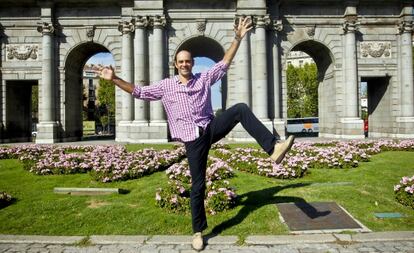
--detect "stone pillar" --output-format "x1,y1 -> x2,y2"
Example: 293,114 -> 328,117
116,20 -> 135,142
339,6 -> 363,138
399,20 -> 414,117
342,18 -> 359,118
396,18 -> 414,138
150,15 -> 166,123
271,19 -> 286,138
229,16 -> 250,107
251,15 -> 270,121
133,16 -> 149,124
36,22 -> 57,143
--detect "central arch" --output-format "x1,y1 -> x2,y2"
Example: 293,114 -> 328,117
288,40 -> 335,136
175,36 -> 227,110
63,42 -> 111,141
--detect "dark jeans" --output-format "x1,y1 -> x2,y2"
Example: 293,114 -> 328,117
184,103 -> 277,233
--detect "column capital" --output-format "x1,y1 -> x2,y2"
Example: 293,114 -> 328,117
118,20 -> 135,34
135,15 -> 149,29
150,15 -> 166,29
37,22 -> 55,35
398,20 -> 413,34
343,18 -> 359,33
254,15 -> 271,29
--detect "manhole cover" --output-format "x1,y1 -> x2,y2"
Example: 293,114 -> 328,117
276,202 -> 365,232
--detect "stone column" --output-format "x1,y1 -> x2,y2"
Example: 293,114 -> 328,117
251,15 -> 270,121
150,15 -> 166,124
339,7 -> 363,138
271,19 -> 286,138
133,16 -> 149,124
116,20 -> 135,142
342,18 -> 359,118
36,22 -> 57,143
119,20 -> 135,122
272,19 -> 283,120
229,16 -> 250,107
399,20 -> 414,117
396,19 -> 414,138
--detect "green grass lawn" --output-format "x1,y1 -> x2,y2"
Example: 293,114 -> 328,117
0,147 -> 413,236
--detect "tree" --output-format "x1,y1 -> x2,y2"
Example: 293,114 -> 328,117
287,63 -> 319,118
96,78 -> 115,133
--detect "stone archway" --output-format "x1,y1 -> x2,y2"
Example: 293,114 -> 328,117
287,40 -> 335,136
63,42 -> 111,141
175,36 -> 227,109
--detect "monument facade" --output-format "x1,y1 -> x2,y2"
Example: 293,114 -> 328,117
0,0 -> 413,143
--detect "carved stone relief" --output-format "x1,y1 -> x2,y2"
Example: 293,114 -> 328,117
6,44 -> 39,61
360,41 -> 391,58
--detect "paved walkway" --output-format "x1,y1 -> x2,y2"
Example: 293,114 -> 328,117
1,232 -> 414,253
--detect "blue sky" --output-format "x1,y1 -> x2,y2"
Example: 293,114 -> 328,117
86,53 -> 222,110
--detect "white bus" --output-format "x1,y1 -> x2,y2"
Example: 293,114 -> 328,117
286,117 -> 319,133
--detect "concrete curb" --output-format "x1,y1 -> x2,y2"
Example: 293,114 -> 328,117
0,232 -> 413,246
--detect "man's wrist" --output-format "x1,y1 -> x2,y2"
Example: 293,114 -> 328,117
234,34 -> 242,42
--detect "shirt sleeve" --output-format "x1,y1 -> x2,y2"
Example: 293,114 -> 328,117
132,80 -> 164,101
204,60 -> 229,86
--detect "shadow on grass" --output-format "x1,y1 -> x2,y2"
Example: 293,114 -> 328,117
0,197 -> 17,210
205,182 -> 314,240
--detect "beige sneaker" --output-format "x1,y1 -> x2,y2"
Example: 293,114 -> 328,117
270,135 -> 295,164
192,232 -> 204,251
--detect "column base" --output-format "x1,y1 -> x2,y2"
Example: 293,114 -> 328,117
333,117 -> 364,139
394,117 -> 414,138
115,121 -> 132,142
35,122 -> 58,144
115,120 -> 169,143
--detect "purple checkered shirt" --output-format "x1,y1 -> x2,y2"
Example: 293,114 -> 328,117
132,60 -> 228,142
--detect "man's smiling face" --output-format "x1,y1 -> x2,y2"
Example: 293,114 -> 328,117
175,50 -> 193,79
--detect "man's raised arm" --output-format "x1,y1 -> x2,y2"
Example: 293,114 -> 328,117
222,16 -> 253,66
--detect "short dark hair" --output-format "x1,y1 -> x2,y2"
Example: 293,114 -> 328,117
174,49 -> 194,63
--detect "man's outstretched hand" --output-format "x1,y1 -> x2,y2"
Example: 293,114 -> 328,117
234,16 -> 253,40
93,65 -> 115,81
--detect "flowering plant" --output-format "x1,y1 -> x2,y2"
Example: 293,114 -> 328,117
156,157 -> 237,215
394,175 -> 414,209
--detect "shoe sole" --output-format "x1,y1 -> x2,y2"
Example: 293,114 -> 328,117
275,135 -> 295,164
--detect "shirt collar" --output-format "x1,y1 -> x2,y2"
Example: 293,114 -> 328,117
174,74 -> 195,85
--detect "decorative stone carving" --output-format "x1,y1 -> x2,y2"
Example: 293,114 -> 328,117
6,44 -> 38,61
343,19 -> 359,33
306,25 -> 316,38
272,19 -> 283,32
196,19 -> 206,35
135,16 -> 149,29
360,42 -> 391,58
151,15 -> 166,29
118,20 -> 135,34
254,15 -> 271,29
398,20 -> 413,34
86,25 -> 95,41
37,22 -> 54,35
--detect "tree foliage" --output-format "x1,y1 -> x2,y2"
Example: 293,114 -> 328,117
287,63 -> 319,118
97,78 -> 115,131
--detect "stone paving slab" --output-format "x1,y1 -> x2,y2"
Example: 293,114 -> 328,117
245,234 -> 338,245
147,235 -> 192,245
351,231 -> 414,242
89,235 -> 148,244
0,235 -> 84,244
